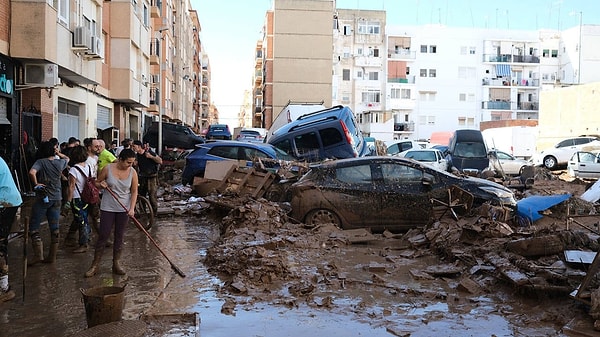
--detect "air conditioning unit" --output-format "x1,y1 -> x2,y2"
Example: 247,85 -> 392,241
24,63 -> 59,87
73,26 -> 92,49
85,35 -> 104,59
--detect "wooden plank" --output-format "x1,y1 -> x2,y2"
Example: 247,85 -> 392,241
484,252 -> 530,286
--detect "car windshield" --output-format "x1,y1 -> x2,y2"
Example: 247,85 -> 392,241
406,151 -> 436,162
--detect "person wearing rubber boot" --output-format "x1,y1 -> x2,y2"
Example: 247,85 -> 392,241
85,149 -> 138,278
28,141 -> 69,265
0,156 -> 23,303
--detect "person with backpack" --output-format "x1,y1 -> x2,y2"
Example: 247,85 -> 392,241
132,140 -> 162,214
66,145 -> 94,253
28,141 -> 69,265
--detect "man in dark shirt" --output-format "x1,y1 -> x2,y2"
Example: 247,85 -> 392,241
131,140 -> 162,214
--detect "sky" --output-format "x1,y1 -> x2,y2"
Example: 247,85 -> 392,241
192,0 -> 600,128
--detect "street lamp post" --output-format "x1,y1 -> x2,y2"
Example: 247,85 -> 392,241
578,11 -> 582,85
157,27 -> 169,155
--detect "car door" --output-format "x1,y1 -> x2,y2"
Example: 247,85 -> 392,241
573,151 -> 600,178
323,162 -> 380,229
553,138 -> 577,163
376,161 -> 432,231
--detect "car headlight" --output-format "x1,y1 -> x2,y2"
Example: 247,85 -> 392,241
479,186 -> 514,199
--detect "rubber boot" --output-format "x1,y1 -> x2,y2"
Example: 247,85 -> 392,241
64,231 -> 77,248
28,233 -> 44,266
44,231 -> 60,263
112,250 -> 125,275
84,250 -> 103,278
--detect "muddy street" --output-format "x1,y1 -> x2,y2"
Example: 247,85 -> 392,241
0,188 -> 592,337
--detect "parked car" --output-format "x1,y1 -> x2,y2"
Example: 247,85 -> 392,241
236,129 -> 265,143
181,141 -> 294,185
567,151 -> 600,179
447,129 -> 490,176
290,156 -> 516,232
268,105 -> 368,161
397,148 -> 449,171
385,140 -> 424,156
206,124 -> 232,140
532,136 -> 600,170
142,121 -> 205,150
489,149 -> 534,176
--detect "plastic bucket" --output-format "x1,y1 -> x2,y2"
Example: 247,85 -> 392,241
80,286 -> 125,328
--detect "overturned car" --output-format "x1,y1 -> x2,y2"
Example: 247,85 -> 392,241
289,156 -> 516,232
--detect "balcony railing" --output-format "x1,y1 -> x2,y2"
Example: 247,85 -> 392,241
517,101 -> 539,110
482,101 -> 512,110
150,0 -> 161,18
388,76 -> 415,84
387,49 -> 416,60
483,54 -> 540,64
482,78 -> 540,87
394,122 -> 414,132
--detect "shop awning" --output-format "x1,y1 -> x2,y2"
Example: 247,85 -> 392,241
496,64 -> 511,77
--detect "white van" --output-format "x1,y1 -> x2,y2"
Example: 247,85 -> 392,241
266,101 -> 326,141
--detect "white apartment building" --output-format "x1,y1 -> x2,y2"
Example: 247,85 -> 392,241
332,13 -> 597,143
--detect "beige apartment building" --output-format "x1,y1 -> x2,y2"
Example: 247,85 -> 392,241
256,0 -> 334,130
0,0 -> 211,188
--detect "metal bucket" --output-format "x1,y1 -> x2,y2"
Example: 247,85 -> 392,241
80,285 -> 125,328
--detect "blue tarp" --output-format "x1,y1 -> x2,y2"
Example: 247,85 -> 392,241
496,64 -> 511,77
516,194 -> 571,222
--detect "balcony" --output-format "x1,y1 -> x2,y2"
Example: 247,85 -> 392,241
151,0 -> 162,18
482,78 -> 540,87
394,123 -> 414,132
388,76 -> 415,84
483,54 -> 540,64
482,101 -> 512,110
149,38 -> 160,65
517,101 -> 539,110
387,49 -> 416,60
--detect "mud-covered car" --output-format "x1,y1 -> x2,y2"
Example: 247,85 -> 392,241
290,156 -> 516,232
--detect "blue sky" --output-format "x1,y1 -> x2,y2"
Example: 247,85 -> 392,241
193,0 -> 599,127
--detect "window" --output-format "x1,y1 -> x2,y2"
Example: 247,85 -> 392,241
336,164 -> 372,185
294,132 -> 320,157
391,88 -> 400,99
357,48 -> 363,55
58,98 -> 80,116
343,69 -> 350,81
320,128 -> 343,147
429,45 -> 437,53
459,93 -> 466,101
343,47 -> 350,58
458,67 -> 476,79
143,4 -> 149,26
53,0 -> 69,23
357,70 -> 363,78
420,45 -> 427,53
551,49 -> 558,57
401,89 -> 411,99
420,69 -> 427,77
429,69 -> 436,77
362,90 -> 381,103
542,49 -> 549,57
373,48 -> 379,57
368,72 -> 378,80
357,21 -> 380,35
469,46 -> 476,54
381,163 -> 423,184
343,25 -> 352,35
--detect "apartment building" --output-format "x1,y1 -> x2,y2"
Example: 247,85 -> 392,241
0,0 -> 211,185
257,0 -> 334,130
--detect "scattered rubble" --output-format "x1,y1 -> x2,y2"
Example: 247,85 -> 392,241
160,158 -> 600,332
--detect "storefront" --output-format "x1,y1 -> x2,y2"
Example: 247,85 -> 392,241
0,54 -> 21,173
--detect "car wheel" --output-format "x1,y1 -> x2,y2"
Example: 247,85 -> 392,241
305,209 -> 342,228
543,156 -> 558,170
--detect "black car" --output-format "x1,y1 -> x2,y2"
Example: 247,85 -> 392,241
290,156 -> 516,232
143,122 -> 205,149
